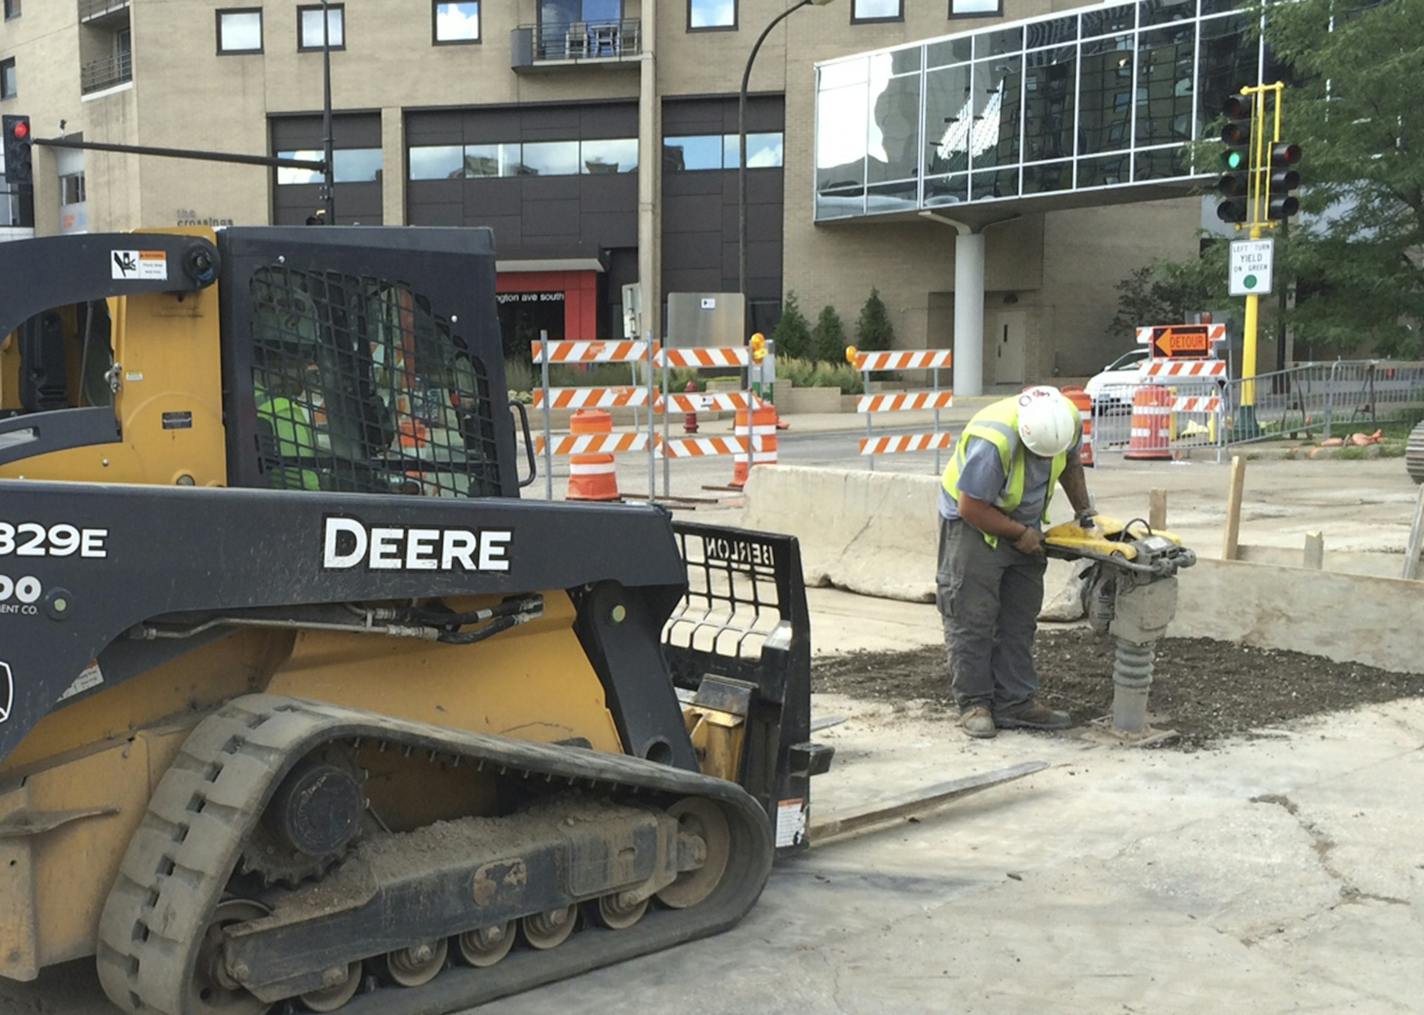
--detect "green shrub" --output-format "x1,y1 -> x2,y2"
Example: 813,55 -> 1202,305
771,291 -> 812,360
856,288 -> 895,352
812,305 -> 848,363
810,360 -> 864,394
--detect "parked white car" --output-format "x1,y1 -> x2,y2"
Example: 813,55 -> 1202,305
1084,348 -> 1150,408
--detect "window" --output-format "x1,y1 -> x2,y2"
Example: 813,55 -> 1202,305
409,138 -> 639,180
580,138 -> 638,174
410,145 -> 466,180
433,1 -> 480,44
722,132 -> 784,169
852,0 -> 901,23
463,143 -> 521,178
0,58 -> 15,100
688,0 -> 735,31
217,9 -> 263,54
950,0 -> 1000,16
664,133 -> 784,172
299,5 -> 345,51
276,148 -> 383,185
3,0 -> 19,21
518,141 -> 579,177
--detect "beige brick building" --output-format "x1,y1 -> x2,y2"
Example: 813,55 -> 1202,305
0,0 -> 1243,390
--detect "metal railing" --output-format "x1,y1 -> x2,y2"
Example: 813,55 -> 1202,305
78,0 -> 128,22
1091,359 -> 1424,464
512,18 -> 641,66
81,50 -> 132,93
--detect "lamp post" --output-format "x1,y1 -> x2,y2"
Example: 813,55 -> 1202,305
738,0 -> 835,340
320,0 -> 336,221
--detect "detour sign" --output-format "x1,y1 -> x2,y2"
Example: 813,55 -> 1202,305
1135,324 -> 1226,360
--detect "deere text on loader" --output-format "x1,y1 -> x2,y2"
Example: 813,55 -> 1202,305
0,227 -> 831,1014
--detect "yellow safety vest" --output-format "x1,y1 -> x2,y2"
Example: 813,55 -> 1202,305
941,395 -> 1078,546
256,394 -> 321,491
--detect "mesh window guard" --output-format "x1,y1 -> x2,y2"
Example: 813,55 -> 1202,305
249,266 -> 501,497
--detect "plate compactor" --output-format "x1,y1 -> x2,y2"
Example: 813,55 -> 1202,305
0,227 -> 832,1014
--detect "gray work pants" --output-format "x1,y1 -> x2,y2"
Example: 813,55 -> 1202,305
935,516 -> 1046,711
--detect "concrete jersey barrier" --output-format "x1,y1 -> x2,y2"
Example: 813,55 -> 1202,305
740,465 -> 1424,675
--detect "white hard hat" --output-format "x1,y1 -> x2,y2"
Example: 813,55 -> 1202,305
1016,386 -> 1078,457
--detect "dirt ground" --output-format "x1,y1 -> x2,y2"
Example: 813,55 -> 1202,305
814,629 -> 1424,748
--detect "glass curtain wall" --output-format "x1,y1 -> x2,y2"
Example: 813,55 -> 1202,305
814,0 -> 1262,220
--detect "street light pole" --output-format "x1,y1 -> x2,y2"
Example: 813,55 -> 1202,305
320,0 -> 336,221
738,0 -> 833,340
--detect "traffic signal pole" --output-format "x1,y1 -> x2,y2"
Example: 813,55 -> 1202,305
1215,81 -> 1298,439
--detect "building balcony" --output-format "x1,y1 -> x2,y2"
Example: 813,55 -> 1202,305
511,19 -> 641,72
78,0 -> 129,26
81,50 -> 132,94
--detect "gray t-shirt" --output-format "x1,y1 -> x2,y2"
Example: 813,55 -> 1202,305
939,435 -> 1074,528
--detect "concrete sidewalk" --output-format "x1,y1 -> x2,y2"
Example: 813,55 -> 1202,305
493,695 -> 1424,1014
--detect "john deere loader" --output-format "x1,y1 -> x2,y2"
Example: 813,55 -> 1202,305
0,227 -> 831,1013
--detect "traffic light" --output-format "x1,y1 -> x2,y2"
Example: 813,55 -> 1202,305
1267,141 -> 1302,220
1215,94 -> 1252,224
2,114 -> 32,186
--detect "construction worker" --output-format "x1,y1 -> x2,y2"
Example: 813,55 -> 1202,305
938,385 -> 1095,739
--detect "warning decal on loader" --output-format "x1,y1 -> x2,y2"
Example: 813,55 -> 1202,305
111,249 -> 169,281
0,661 -> 12,724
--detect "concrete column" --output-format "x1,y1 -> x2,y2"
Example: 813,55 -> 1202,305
636,0 -> 659,337
381,107 -> 405,227
954,230 -> 986,397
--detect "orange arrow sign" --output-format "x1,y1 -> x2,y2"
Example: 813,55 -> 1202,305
1153,326 -> 1211,359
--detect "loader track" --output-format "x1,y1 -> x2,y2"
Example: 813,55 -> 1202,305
96,694 -> 773,1015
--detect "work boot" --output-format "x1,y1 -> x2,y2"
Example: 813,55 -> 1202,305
995,699 -> 1072,731
958,705 -> 997,739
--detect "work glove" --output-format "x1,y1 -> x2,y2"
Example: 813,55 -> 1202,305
1012,526 -> 1044,556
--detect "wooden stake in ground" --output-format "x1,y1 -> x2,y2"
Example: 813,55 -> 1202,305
1149,488 -> 1168,531
1405,485 -> 1424,581
1304,531 -> 1324,571
1222,456 -> 1247,561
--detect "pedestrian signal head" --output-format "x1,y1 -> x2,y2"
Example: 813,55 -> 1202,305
1016,386 -> 1079,458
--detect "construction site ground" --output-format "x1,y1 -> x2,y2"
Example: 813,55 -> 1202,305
6,453 -> 1422,1014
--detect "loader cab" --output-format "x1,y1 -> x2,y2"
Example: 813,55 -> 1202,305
0,227 -> 521,497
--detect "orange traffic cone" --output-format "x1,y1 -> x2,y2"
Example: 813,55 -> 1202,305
1123,386 -> 1172,461
730,404 -> 779,488
1060,386 -> 1094,467
567,409 -> 620,501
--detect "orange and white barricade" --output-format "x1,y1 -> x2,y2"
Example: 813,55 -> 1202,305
532,386 -> 650,410
532,334 -> 658,501
851,348 -> 954,471
652,344 -> 764,495
730,404 -> 779,489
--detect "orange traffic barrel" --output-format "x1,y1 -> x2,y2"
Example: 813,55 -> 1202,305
731,403 -> 779,489
567,409 -> 620,501
1123,385 -> 1172,461
1060,385 -> 1094,467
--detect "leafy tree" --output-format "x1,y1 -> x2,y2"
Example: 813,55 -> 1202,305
855,288 -> 896,352
1110,256 -> 1226,339
812,304 -> 848,363
771,290 -> 812,360
1151,1 -> 1422,356
1254,0 -> 1423,355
